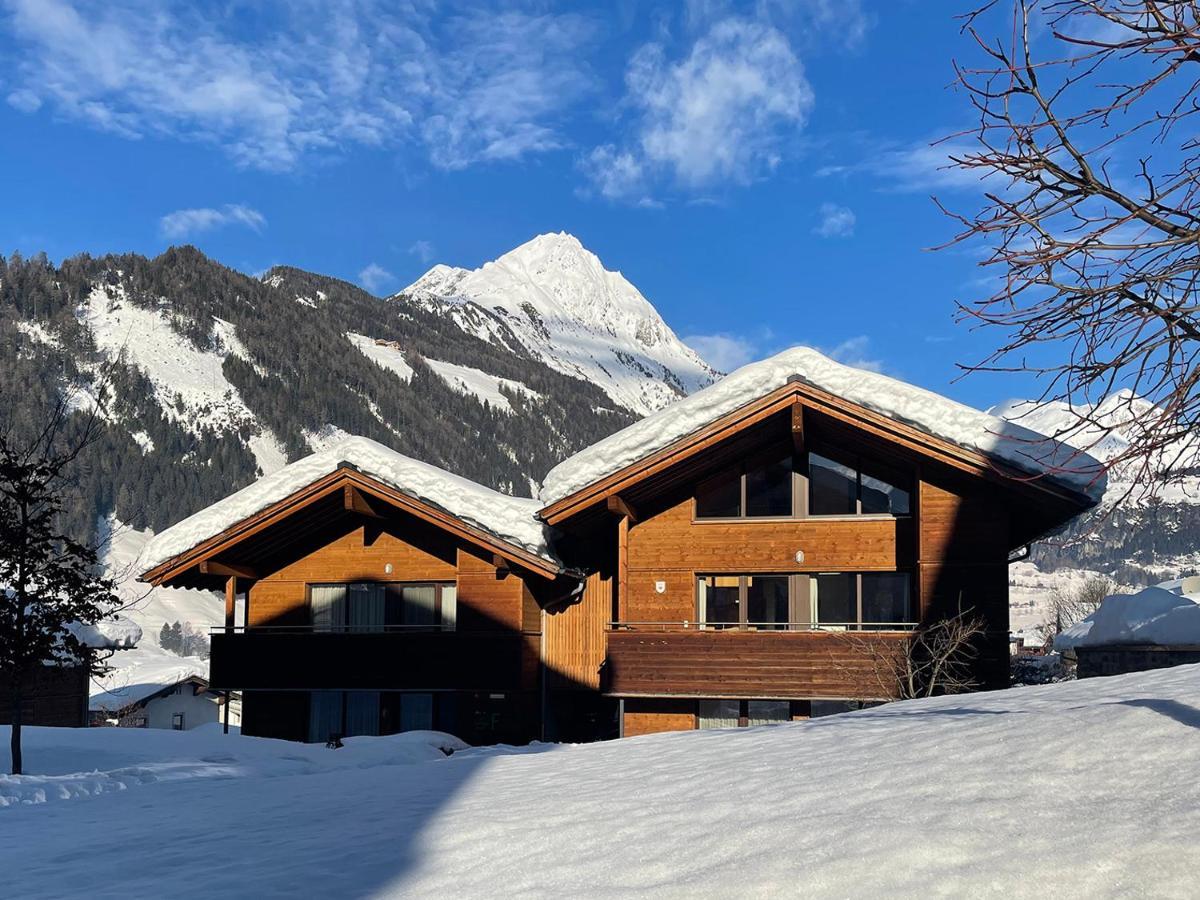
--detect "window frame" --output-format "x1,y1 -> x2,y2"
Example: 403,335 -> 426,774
810,571 -> 917,630
696,571 -> 917,631
696,573 -> 803,630
306,581 -> 457,632
692,445 -> 912,522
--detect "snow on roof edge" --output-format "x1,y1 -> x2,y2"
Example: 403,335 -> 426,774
540,345 -> 1107,508
139,437 -> 558,576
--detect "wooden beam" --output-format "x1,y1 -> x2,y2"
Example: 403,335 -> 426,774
200,560 -> 258,580
617,514 -> 630,624
791,400 -> 805,453
343,484 -> 383,518
492,552 -> 510,575
605,494 -> 639,523
224,575 -> 237,630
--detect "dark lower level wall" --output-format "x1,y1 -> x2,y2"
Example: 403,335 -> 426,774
1076,644 -> 1200,679
241,689 -> 543,746
0,665 -> 89,727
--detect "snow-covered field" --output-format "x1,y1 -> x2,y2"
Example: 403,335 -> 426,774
4,666 -> 1200,898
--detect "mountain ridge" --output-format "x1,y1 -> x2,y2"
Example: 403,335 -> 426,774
399,232 -> 719,415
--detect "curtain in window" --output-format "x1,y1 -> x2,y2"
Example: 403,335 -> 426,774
348,584 -> 386,632
746,700 -> 790,726
308,691 -> 344,743
311,585 -> 347,632
440,586 -> 457,632
345,691 -> 381,736
698,699 -> 740,729
400,693 -> 434,732
402,586 -> 437,627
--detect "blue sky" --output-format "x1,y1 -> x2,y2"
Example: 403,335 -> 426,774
0,0 -> 1038,409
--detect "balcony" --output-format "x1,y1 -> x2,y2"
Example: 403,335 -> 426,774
209,626 -> 530,692
605,623 -> 913,700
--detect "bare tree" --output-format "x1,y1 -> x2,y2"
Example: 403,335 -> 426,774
0,391 -> 120,774
1045,573 -> 1115,635
833,605 -> 989,700
942,1 -> 1200,499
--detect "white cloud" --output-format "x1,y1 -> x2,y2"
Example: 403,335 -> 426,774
823,335 -> 883,373
584,17 -> 813,203
159,204 -> 266,239
2,1 -> 596,172
408,240 -> 436,264
819,135 -> 993,194
358,263 -> 395,295
813,202 -> 855,238
683,332 -> 758,373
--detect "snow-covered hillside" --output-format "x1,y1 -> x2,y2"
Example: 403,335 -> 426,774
91,521 -> 220,708
993,392 -> 1200,626
399,232 -> 718,415
5,665 -> 1200,897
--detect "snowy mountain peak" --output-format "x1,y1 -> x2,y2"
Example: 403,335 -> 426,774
398,233 -> 718,416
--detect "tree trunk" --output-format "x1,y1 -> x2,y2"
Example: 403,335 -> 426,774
10,683 -> 22,776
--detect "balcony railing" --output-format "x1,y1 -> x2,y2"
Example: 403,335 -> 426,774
208,626 -> 529,691
608,621 -> 919,633
605,627 -> 912,700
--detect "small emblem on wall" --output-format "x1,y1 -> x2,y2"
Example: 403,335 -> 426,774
655,580 -> 666,594
795,550 -> 805,563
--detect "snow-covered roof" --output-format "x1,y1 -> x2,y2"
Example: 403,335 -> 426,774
140,437 -> 556,574
90,669 -> 208,713
540,346 -> 1108,506
66,617 -> 143,650
1055,584 -> 1200,650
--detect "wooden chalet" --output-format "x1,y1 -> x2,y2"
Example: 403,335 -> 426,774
141,348 -> 1102,744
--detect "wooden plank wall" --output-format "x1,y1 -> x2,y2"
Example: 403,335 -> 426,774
607,631 -> 908,700
244,525 -> 536,636
917,471 -> 1011,688
542,571 -> 612,691
622,698 -> 697,737
623,497 -> 913,623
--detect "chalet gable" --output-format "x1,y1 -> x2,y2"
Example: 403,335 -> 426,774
140,439 -> 562,589
538,348 -> 1105,534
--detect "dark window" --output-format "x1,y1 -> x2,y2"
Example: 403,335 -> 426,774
697,448 -> 910,520
695,473 -> 741,518
813,573 -> 915,629
747,576 -> 790,630
745,455 -> 792,517
860,573 -> 913,627
699,576 -> 742,628
698,699 -> 741,729
700,699 -> 797,729
814,573 -> 856,625
808,452 -> 857,515
171,713 -> 185,730
312,582 -> 455,631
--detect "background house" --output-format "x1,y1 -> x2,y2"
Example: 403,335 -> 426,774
1057,576 -> 1200,677
90,673 -> 240,730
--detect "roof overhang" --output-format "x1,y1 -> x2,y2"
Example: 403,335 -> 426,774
538,381 -> 1099,531
141,466 -> 564,588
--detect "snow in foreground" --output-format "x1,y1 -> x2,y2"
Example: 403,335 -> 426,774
4,669 -> 1200,898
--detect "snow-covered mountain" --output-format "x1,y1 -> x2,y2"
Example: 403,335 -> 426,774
992,393 -> 1200,631
398,232 -> 719,416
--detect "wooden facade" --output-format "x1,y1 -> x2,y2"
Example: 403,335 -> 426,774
143,382 -> 1095,745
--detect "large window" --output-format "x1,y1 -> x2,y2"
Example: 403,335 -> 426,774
699,699 -> 795,729
307,690 -> 438,743
811,572 -> 914,630
698,572 -> 915,631
695,448 -> 910,519
699,575 -> 791,629
310,582 -> 456,632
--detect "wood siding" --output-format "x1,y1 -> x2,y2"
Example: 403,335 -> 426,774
0,664 -> 88,727
607,630 -> 908,699
543,571 -> 612,691
622,698 -> 697,736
